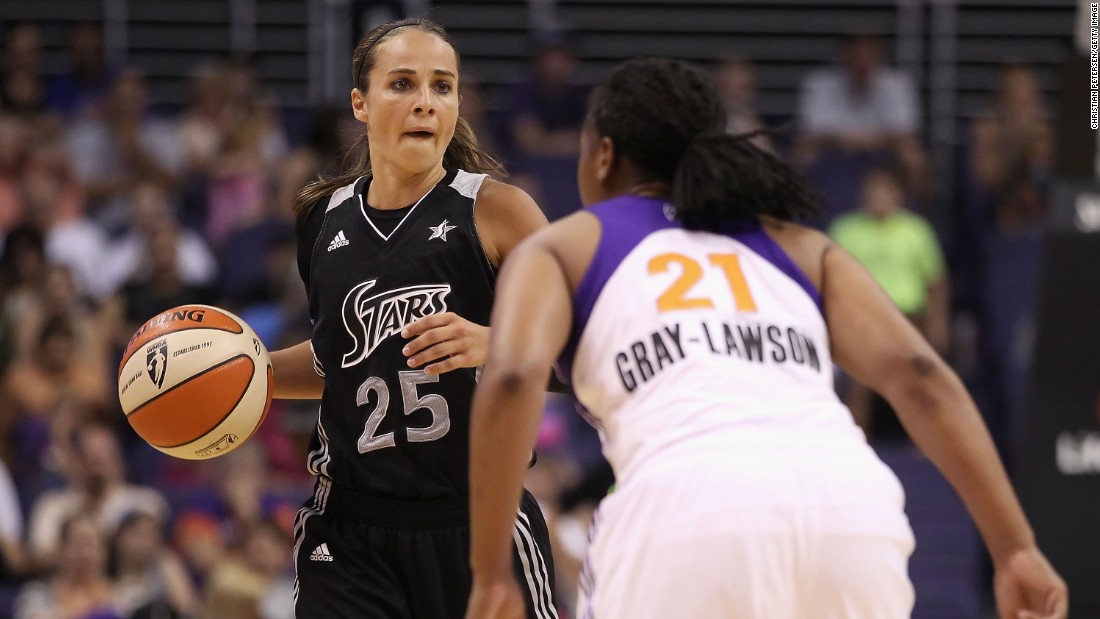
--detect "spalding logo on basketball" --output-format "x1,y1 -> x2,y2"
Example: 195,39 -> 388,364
118,305 -> 273,460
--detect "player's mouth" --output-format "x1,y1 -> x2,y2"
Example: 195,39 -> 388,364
404,129 -> 435,139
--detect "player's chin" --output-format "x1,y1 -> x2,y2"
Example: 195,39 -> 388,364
397,142 -> 445,168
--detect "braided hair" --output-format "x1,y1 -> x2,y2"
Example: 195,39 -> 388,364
587,57 -> 820,230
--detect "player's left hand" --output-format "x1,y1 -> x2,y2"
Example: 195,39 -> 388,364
402,312 -> 489,375
465,575 -> 525,619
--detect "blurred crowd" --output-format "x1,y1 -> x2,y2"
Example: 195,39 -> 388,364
0,17 -> 1059,619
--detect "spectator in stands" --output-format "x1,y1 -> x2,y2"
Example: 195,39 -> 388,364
109,511 -> 197,618
95,182 -> 217,302
220,55 -> 288,166
21,141 -> 107,299
0,114 -> 30,232
172,443 -> 298,554
178,62 -> 231,181
830,168 -> 949,434
504,28 -> 588,157
968,62 -> 1053,233
0,225 -> 52,358
26,421 -> 168,570
205,99 -> 275,248
171,512 -> 224,597
714,55 -> 773,153
14,514 -> 123,619
0,22 -> 46,119
5,313 -> 108,419
45,21 -> 116,121
201,519 -> 293,619
65,69 -> 186,232
795,34 -> 926,218
107,221 -> 218,351
5,264 -> 108,395
0,123 -> 31,282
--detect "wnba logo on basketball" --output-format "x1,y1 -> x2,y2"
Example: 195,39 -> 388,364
341,279 -> 451,368
146,340 -> 168,389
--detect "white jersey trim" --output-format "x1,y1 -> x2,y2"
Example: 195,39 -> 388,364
513,510 -> 559,619
326,176 -> 366,213
292,476 -> 332,608
358,182 -> 437,242
450,170 -> 488,199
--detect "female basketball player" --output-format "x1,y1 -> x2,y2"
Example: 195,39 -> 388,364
268,18 -> 557,619
466,58 -> 1066,619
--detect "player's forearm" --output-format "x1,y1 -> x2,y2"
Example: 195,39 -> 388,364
884,358 -> 1035,565
469,365 -> 547,576
271,340 -> 324,399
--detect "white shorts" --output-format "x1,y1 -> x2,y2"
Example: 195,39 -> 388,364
577,443 -> 915,619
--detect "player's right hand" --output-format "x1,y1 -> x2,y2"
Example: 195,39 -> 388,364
993,546 -> 1067,619
466,574 -> 524,619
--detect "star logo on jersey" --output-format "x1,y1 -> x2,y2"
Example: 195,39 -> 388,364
428,219 -> 457,242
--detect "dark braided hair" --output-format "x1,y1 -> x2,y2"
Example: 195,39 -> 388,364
292,17 -> 501,218
588,57 -> 820,230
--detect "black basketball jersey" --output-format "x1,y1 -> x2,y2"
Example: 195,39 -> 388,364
297,168 -> 496,500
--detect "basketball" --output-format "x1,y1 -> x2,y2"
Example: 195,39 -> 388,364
117,304 -> 273,460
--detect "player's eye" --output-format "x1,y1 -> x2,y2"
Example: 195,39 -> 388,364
391,78 -> 411,90
434,81 -> 453,94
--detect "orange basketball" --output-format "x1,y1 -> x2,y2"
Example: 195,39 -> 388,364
117,304 -> 273,460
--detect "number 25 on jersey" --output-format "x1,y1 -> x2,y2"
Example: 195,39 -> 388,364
648,253 -> 757,313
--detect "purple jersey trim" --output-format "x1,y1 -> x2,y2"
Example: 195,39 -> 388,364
554,197 -> 823,385
555,196 -> 673,385
725,220 -> 824,314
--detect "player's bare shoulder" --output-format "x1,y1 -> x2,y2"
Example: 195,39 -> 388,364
759,216 -> 833,291
472,178 -> 548,266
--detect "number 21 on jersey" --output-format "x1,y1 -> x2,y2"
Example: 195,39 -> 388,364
648,253 -> 757,313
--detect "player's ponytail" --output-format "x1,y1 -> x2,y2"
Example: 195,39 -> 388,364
672,130 -> 820,231
292,17 -> 501,220
588,57 -> 821,231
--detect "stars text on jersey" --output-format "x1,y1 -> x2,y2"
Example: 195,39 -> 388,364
341,279 -> 452,368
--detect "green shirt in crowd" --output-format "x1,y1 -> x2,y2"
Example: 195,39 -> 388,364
828,210 -> 945,316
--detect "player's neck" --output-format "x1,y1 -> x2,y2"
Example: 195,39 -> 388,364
367,163 -> 447,210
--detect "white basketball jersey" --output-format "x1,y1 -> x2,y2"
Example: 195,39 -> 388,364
557,196 -> 867,484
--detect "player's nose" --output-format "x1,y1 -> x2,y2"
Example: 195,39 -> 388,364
412,84 -> 436,115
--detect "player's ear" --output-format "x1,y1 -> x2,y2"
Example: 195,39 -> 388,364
351,88 -> 369,124
595,135 -> 616,185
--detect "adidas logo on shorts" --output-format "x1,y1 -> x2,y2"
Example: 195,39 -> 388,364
309,543 -> 334,562
327,230 -> 350,251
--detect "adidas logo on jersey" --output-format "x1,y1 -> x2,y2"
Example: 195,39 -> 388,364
327,230 -> 350,251
309,543 -> 334,562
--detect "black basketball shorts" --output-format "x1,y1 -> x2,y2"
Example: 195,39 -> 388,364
293,477 -> 557,619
